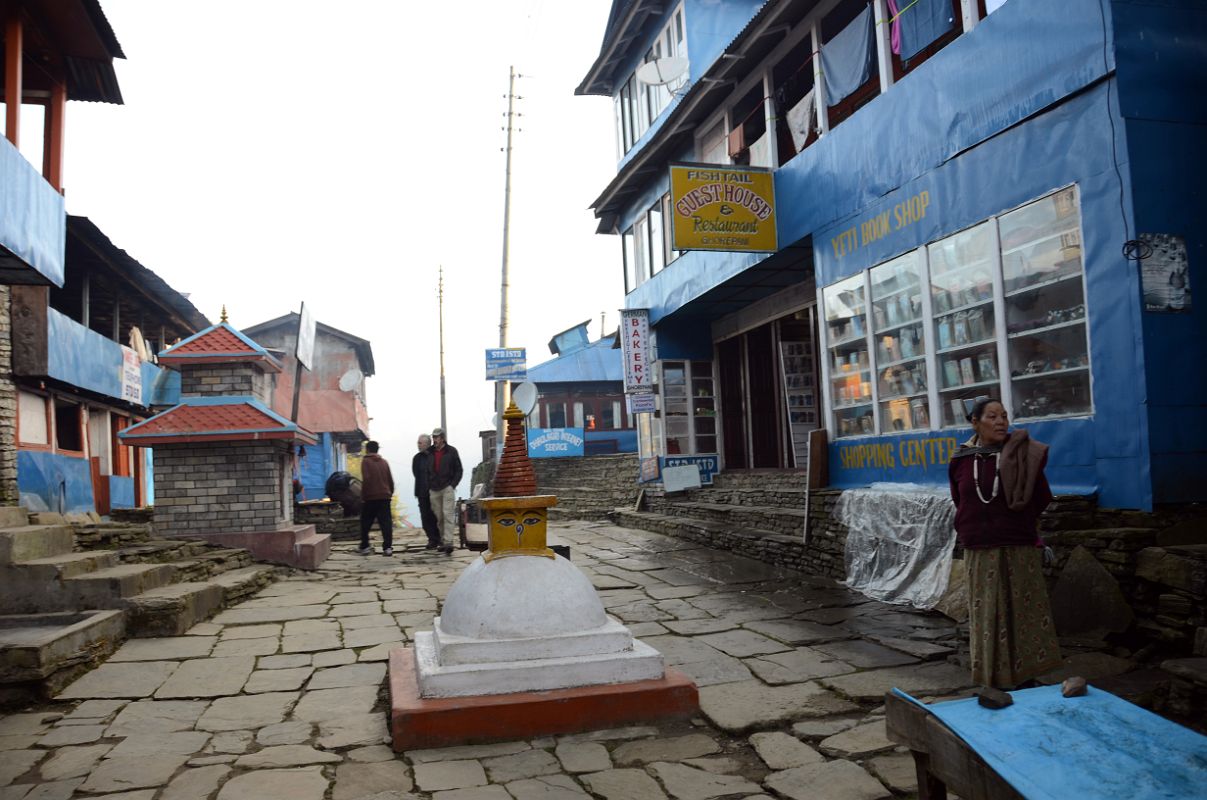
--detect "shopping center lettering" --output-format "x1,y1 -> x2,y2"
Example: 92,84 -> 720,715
837,434 -> 959,472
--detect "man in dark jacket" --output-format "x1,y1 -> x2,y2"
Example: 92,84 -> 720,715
412,433 -> 440,550
426,427 -> 462,555
358,440 -> 395,556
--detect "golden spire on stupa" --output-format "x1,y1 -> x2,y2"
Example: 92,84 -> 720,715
220,305 -> 229,323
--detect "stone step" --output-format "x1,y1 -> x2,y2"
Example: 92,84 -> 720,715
0,525 -> 75,564
113,539 -> 212,564
0,507 -> 27,529
654,502 -> 807,537
208,565 -> 278,605
63,563 -> 177,608
8,551 -> 120,581
124,581 -> 227,638
73,523 -> 155,550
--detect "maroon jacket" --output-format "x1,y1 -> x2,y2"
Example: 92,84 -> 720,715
948,445 -> 1052,549
360,454 -> 395,502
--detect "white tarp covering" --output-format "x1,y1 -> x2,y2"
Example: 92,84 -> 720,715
837,484 -> 956,609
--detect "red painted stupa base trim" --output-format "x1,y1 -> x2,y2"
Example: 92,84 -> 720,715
387,647 -> 699,752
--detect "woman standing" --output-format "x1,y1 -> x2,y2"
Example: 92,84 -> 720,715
949,398 -> 1062,689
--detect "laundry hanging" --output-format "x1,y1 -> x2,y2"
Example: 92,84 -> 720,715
897,0 -> 955,61
820,5 -> 875,106
747,131 -> 771,167
786,88 -> 816,152
727,125 -> 746,159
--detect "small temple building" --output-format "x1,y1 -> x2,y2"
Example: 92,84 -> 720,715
118,319 -> 330,569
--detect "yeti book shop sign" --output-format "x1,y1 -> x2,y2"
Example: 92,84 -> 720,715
669,164 -> 777,253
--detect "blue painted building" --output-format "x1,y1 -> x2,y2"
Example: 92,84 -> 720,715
11,218 -> 209,513
578,0 -> 1206,510
525,321 -> 638,455
1,3 -> 210,515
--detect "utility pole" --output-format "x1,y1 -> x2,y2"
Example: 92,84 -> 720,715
496,65 -> 518,456
438,266 -> 447,433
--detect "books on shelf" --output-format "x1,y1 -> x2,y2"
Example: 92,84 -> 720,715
959,358 -> 976,385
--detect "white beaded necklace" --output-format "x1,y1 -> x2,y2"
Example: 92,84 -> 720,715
973,452 -> 1000,504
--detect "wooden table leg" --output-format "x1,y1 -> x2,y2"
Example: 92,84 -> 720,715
912,750 -> 947,800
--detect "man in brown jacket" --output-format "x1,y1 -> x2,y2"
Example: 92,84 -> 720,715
358,441 -> 395,556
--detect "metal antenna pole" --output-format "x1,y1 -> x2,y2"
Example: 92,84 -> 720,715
496,65 -> 517,457
438,266 -> 447,433
600,311 -> 605,340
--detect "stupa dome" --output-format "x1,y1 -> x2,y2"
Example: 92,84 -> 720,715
439,555 -> 609,639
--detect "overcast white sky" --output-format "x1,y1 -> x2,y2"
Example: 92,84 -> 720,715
18,1 -> 621,523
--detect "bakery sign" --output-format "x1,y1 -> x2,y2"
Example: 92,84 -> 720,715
620,309 -> 651,394
669,163 -> 777,253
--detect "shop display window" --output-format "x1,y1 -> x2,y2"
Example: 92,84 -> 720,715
822,185 -> 1092,439
660,360 -> 716,455
928,221 -> 1002,427
824,273 -> 874,437
999,187 -> 1091,420
871,252 -> 929,432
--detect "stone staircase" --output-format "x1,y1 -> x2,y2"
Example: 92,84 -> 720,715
0,507 -> 279,705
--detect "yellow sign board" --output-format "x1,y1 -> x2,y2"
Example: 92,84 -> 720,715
669,164 -> 777,253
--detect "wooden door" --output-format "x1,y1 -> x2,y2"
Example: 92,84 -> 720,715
718,337 -> 747,468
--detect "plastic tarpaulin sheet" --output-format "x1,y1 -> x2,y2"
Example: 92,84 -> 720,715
895,686 -> 1207,799
0,136 -> 65,286
838,484 -> 955,609
821,6 -> 874,106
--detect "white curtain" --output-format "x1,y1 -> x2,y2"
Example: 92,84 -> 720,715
747,131 -> 771,168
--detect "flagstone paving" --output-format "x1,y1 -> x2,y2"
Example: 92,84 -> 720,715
0,519 -> 989,800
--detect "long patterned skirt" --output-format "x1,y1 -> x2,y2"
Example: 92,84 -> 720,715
966,545 -> 1063,688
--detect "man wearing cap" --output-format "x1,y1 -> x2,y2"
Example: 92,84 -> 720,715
426,427 -> 463,555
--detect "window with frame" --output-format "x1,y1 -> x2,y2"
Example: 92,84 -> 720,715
622,196 -> 678,294
615,3 -> 688,157
54,399 -> 83,453
824,186 -> 1091,439
18,391 -> 49,446
546,402 -> 567,429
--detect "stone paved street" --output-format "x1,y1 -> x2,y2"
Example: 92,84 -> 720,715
0,520 -> 979,800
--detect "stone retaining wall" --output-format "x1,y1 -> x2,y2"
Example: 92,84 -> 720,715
0,286 -> 17,505
471,453 -> 640,521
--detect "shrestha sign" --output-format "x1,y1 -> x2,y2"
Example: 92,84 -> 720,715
670,164 -> 776,253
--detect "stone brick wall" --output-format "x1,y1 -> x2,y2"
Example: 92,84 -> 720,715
181,364 -> 272,404
153,440 -> 291,534
471,453 -> 640,520
0,286 -> 16,504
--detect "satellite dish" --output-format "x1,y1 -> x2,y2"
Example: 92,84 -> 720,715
513,382 -> 538,417
636,56 -> 688,86
338,368 -> 363,392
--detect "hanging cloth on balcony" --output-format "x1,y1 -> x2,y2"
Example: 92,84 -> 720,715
727,125 -> 746,159
786,88 -> 816,152
897,0 -> 955,61
748,131 -> 771,168
820,5 -> 875,106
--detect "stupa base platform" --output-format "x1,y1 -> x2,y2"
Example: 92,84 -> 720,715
387,646 -> 699,751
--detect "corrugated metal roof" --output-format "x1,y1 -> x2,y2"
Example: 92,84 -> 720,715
526,338 -> 622,384
67,216 -> 209,330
